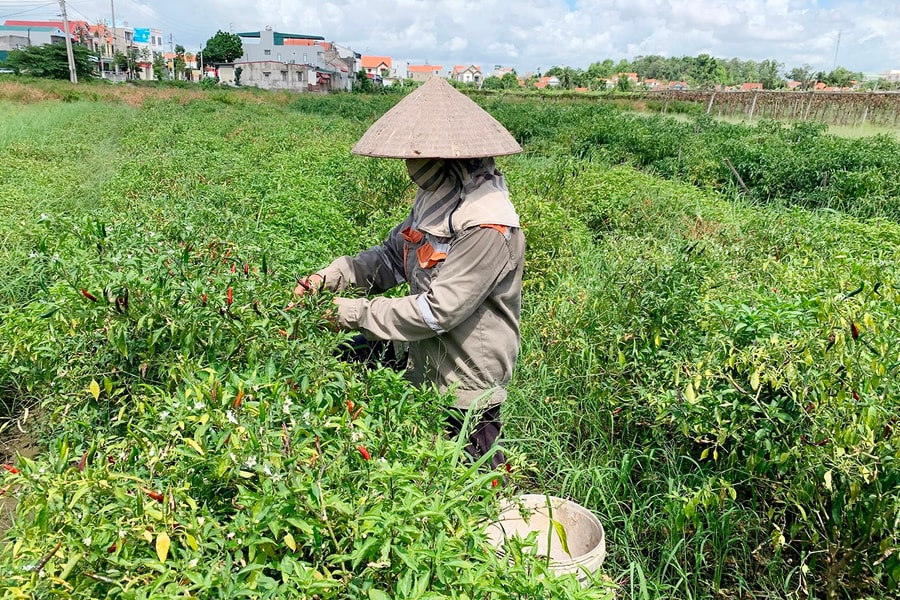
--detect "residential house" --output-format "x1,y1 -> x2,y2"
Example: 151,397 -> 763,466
163,51 -> 198,79
218,61 -> 318,91
642,78 -> 663,90
232,28 -> 352,91
0,24 -> 67,49
611,72 -> 639,84
451,64 -> 481,84
668,81 -> 689,90
741,82 -> 763,91
3,18 -> 166,81
493,66 -> 515,78
361,55 -> 391,83
605,72 -> 640,88
292,40 -> 359,90
237,28 -> 323,63
533,75 -> 559,89
407,64 -> 443,82
884,69 -> 900,83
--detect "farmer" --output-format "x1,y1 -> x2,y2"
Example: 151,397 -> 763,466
294,77 -> 524,469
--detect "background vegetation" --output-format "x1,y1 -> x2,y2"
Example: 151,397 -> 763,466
0,80 -> 898,598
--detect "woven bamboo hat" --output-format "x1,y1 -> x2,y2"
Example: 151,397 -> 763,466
351,77 -> 523,159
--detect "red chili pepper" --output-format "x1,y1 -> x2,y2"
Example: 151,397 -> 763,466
81,288 -> 98,302
357,446 -> 370,461
226,287 -> 233,305
231,263 -> 236,274
243,263 -> 249,276
1,464 -> 19,474
852,390 -> 860,401
850,322 -> 859,340
346,400 -> 354,412
505,463 -> 512,473
201,293 -> 207,304
232,388 -> 244,410
145,489 -> 164,503
106,542 -> 117,553
491,479 -> 499,488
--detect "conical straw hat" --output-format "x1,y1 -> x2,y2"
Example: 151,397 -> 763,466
352,77 -> 523,159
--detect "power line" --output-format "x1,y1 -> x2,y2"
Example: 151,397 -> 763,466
0,1 -> 58,20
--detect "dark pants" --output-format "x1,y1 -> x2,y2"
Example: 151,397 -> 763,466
338,333 -> 405,370
338,334 -> 506,470
445,405 -> 507,471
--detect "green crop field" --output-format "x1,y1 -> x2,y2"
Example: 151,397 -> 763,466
1,78 -> 899,599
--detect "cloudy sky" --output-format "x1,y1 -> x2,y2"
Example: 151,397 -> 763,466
3,0 -> 898,75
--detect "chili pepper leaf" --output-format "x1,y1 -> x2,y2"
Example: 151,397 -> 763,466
156,531 -> 170,562
184,533 -> 198,551
684,383 -> 696,404
551,519 -> 572,557
89,380 -> 100,401
284,533 -> 297,552
185,438 -> 204,456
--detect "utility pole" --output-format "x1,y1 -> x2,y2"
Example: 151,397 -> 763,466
58,0 -> 77,83
110,0 -> 119,75
833,30 -> 841,70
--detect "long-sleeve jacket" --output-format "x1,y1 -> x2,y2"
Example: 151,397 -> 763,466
317,210 -> 525,410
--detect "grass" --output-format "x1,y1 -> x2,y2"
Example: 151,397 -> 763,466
657,109 -> 900,140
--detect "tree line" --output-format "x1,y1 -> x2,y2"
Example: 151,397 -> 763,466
484,54 -> 891,91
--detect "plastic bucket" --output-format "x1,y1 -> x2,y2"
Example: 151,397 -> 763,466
486,494 -> 606,586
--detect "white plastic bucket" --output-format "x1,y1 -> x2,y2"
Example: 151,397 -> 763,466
486,494 -> 606,586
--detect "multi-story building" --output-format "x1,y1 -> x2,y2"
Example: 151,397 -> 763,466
223,28 -> 355,92
361,55 -> 391,83
451,64 -> 482,84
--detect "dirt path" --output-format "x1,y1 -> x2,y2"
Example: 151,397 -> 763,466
0,413 -> 41,537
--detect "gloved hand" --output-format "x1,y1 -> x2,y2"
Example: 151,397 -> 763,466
293,273 -> 324,296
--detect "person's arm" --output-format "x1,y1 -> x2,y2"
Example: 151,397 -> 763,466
333,226 -> 515,341
303,217 -> 410,295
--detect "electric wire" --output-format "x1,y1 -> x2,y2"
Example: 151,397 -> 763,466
0,1 -> 57,21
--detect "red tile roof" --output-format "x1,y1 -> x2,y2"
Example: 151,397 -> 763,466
361,55 -> 391,69
452,64 -> 481,75
408,64 -> 442,73
284,39 -> 331,51
4,19 -> 87,35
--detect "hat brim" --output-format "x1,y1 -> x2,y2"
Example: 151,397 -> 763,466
351,78 -> 523,159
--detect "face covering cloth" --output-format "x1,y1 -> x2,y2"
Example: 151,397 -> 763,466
406,158 -> 519,238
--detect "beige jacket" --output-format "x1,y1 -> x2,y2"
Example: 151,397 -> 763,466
317,197 -> 525,410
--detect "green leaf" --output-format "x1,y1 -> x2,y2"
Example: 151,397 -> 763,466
89,379 -> 100,401
368,590 -> 391,600
552,519 -> 572,557
750,370 -> 760,391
